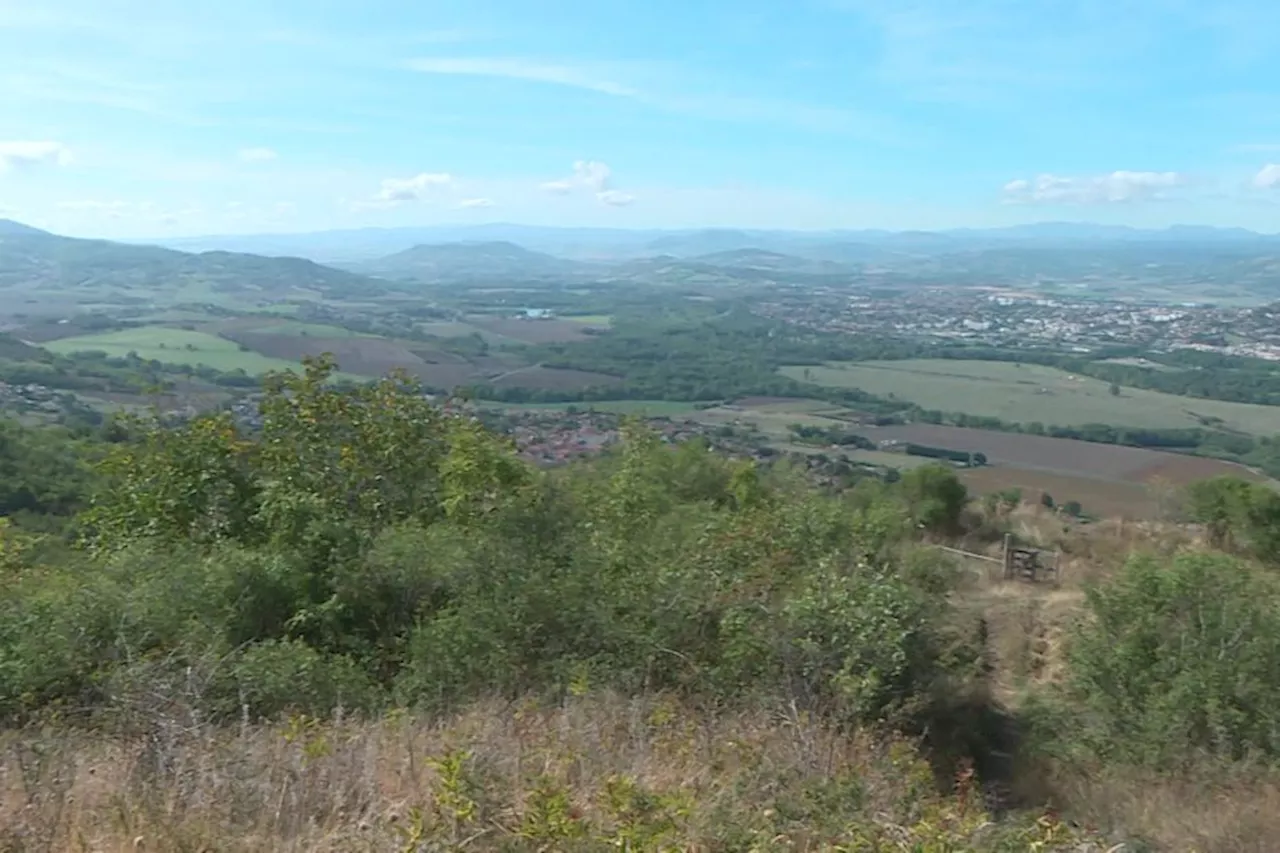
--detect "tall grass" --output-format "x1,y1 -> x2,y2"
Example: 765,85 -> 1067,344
2,693 -> 1115,853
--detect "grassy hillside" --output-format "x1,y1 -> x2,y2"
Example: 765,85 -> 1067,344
0,230 -> 387,302
7,361 -> 1280,849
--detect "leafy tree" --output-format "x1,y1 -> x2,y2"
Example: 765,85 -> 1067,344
1184,475 -> 1280,560
896,464 -> 968,535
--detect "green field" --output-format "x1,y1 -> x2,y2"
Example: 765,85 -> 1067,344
44,327 -> 305,374
782,359 -> 1280,435
238,321 -> 371,337
562,314 -> 614,326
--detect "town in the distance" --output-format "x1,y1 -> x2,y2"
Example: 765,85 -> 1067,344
4,216 -> 1280,521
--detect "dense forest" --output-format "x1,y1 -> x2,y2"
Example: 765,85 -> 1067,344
5,355 -> 1280,850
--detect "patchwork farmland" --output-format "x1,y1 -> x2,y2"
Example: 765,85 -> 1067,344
783,359 -> 1280,435
678,398 -> 1271,520
42,327 -> 302,374
863,423 -> 1269,518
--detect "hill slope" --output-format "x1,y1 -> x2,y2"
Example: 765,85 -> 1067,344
354,240 -> 596,281
0,225 -> 390,299
0,219 -> 51,238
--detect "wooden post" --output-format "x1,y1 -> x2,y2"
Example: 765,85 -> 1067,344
1002,533 -> 1012,581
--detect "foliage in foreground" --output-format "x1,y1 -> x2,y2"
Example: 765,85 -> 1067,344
1039,550 -> 1280,768
1,356 -> 974,728
9,354 -> 1280,849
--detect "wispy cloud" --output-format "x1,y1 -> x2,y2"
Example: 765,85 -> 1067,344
405,57 -> 639,97
1254,165 -> 1280,190
0,140 -> 72,173
1003,171 -> 1187,204
458,197 -> 496,209
404,55 -> 890,138
238,147 -> 279,162
539,180 -> 574,195
597,190 -> 635,207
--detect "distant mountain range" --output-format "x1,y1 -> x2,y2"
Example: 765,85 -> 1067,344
0,218 -> 385,297
141,221 -> 1280,264
2,218 -> 1280,302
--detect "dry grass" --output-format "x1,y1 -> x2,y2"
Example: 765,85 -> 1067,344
4,517 -> 1270,852
1047,767 -> 1280,853
935,508 -> 1280,851
1,693 -> 1118,853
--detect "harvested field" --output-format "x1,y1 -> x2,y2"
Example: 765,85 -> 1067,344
467,316 -> 598,344
488,365 -> 621,391
784,359 -> 1280,436
863,424 -> 1259,484
959,466 -> 1163,520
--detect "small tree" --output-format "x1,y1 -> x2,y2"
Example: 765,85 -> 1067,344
897,464 -> 967,535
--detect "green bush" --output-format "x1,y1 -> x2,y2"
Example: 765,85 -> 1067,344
219,640 -> 381,718
1050,551 -> 1280,766
4,357 -> 965,730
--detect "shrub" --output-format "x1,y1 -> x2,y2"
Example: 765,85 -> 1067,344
219,639 -> 381,718
1050,551 -> 1280,766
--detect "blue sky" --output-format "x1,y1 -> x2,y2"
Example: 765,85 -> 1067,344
2,0 -> 1280,238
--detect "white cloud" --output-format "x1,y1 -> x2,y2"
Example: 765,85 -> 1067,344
1002,171 -> 1186,204
238,147 -> 278,162
1253,164 -> 1280,190
596,190 -> 635,207
375,172 -> 453,203
573,160 -> 612,193
540,160 -> 633,206
458,197 -> 496,208
539,180 -> 574,195
405,57 -> 637,98
0,140 -> 72,173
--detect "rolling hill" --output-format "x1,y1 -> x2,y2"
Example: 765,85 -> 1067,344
352,240 -> 598,282
0,219 -> 51,238
0,222 -> 390,300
